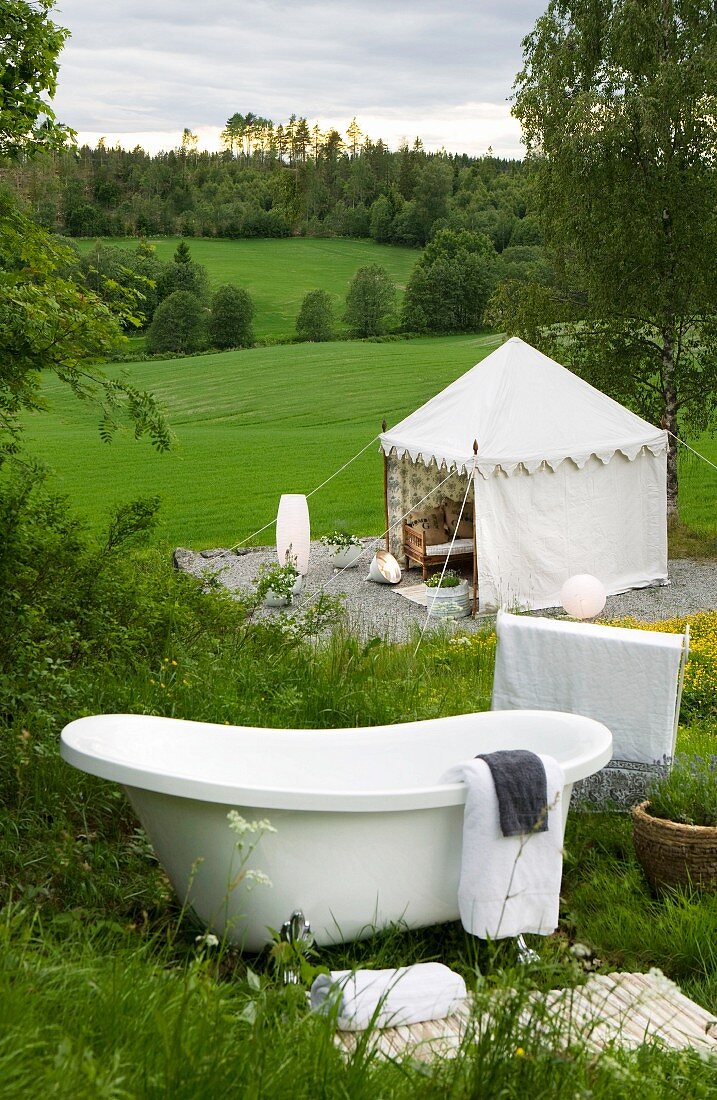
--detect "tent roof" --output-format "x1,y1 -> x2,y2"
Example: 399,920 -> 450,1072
380,337 -> 667,476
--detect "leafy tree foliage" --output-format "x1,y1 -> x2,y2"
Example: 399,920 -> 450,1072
505,0 -> 717,517
343,266 -> 397,337
146,291 -> 208,355
0,194 -> 170,458
156,255 -> 210,304
208,285 -> 255,349
295,289 -> 335,342
402,229 -> 497,333
0,0 -> 74,158
4,120 -> 537,246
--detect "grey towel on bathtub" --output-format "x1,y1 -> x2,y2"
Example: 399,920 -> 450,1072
475,749 -> 548,837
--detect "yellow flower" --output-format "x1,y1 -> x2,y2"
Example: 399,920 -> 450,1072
515,1047 -> 525,1057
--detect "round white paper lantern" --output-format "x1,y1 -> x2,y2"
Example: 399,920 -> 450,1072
276,494 -> 310,575
560,574 -> 606,619
368,550 -> 401,584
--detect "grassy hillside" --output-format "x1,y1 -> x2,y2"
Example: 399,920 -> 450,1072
74,237 -> 420,342
24,335 -> 501,547
24,331 -> 717,549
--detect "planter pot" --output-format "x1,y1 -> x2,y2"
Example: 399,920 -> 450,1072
264,589 -> 290,608
424,579 -> 470,620
264,575 -> 303,608
632,800 -> 717,893
328,545 -> 363,569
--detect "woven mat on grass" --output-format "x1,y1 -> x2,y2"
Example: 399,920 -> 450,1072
335,972 -> 717,1062
394,583 -> 427,607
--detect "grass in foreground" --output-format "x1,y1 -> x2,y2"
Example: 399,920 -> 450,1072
2,495 -> 717,1092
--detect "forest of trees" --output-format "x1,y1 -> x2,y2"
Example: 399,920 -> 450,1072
0,114 -> 541,253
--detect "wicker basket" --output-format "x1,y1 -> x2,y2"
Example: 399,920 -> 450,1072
632,801 -> 717,893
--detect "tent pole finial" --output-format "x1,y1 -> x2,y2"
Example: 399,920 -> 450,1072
473,439 -> 478,455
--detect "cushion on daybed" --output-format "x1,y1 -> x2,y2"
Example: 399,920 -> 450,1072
444,499 -> 474,540
425,538 -> 474,557
406,506 -> 446,546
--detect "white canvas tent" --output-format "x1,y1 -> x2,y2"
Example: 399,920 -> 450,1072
379,337 -> 668,613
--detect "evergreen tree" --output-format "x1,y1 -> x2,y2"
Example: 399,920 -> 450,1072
174,240 -> 192,264
157,255 -> 210,303
208,285 -> 255,348
295,289 -> 334,342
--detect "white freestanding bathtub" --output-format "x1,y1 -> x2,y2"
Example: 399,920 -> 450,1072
61,711 -> 612,950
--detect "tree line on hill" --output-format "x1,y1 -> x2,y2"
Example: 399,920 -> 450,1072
69,226 -> 536,349
1,128 -> 540,252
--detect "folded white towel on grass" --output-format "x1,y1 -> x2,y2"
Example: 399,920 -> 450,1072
442,754 -> 565,940
310,963 -> 467,1031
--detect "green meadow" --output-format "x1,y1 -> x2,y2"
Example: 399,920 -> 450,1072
24,335 -> 498,547
74,236 -> 420,342
24,332 -> 717,550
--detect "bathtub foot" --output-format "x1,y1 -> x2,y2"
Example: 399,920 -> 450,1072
516,934 -> 540,965
280,910 -> 313,984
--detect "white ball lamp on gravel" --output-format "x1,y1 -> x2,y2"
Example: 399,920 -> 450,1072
560,574 -> 607,620
276,494 -> 310,592
368,550 -> 402,584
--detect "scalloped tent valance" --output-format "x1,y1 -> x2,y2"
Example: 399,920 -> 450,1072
380,338 -> 668,613
379,337 -> 667,478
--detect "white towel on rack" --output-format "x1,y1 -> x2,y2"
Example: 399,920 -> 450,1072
441,754 -> 565,940
492,611 -> 685,765
310,963 -> 467,1031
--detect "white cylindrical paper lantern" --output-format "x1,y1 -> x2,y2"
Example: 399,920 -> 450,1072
276,494 -> 310,575
560,574 -> 606,619
368,550 -> 401,584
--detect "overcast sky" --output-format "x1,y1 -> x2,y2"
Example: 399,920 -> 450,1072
52,1 -> 547,158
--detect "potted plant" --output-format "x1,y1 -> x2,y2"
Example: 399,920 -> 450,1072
632,755 -> 717,892
255,560 -> 302,608
320,531 -> 363,569
424,569 -> 470,620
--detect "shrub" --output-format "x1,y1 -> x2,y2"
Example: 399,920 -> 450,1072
646,754 -> 717,826
209,284 -> 255,349
295,289 -> 334,342
344,264 -> 396,337
146,290 -> 208,354
156,258 -> 210,304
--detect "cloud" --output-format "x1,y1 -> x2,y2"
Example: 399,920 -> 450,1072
53,0 -> 544,156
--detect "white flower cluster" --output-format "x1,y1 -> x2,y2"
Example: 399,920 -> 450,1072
195,932 -> 220,948
244,869 -> 273,889
646,966 -> 678,994
227,811 -> 277,836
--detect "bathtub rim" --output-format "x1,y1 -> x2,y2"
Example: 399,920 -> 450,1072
61,711 -> 612,814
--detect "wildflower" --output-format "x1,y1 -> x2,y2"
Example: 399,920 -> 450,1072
647,967 -> 677,994
244,869 -> 273,889
149,678 -> 156,685
195,932 -> 219,948
171,660 -> 178,666
515,1047 -> 525,1057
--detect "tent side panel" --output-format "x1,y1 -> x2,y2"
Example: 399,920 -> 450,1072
475,450 -> 667,613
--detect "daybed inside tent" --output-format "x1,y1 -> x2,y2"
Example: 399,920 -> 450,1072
379,337 -> 668,614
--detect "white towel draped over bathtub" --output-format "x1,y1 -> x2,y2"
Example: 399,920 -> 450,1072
491,611 -> 685,765
310,963 -> 467,1031
442,754 -> 565,940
